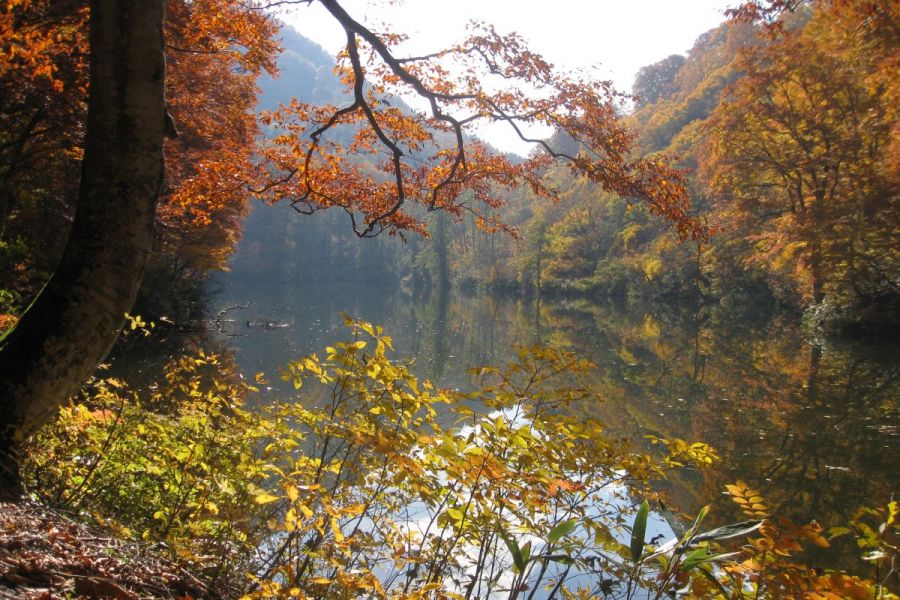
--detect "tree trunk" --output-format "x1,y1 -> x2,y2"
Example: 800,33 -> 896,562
811,251 -> 825,305
0,0 -> 166,490
809,191 -> 826,305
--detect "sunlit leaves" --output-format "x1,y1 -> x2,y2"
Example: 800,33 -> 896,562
646,435 -> 720,469
25,316 -> 898,598
23,350 -> 281,582
255,3 -> 704,241
1,0 -> 281,294
254,492 -> 280,504
726,480 -> 770,519
700,1 -> 899,306
630,500 -> 650,563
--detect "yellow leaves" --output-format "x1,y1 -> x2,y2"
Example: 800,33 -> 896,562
372,430 -> 397,454
34,316 -> 897,599
445,507 -> 465,523
725,480 -> 769,518
282,508 -> 298,534
339,503 -> 366,518
123,313 -> 153,336
285,484 -> 299,502
647,436 -> 719,469
413,582 -> 450,596
366,361 -> 382,378
297,503 -> 314,519
641,315 -> 661,339
329,517 -> 345,544
284,506 -> 311,532
641,256 -> 664,282
886,499 -> 898,528
104,377 -> 127,390
253,492 -> 280,505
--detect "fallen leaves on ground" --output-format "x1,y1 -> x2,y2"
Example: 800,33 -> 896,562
0,499 -> 214,599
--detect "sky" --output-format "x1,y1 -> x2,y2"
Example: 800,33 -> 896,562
281,0 -> 736,154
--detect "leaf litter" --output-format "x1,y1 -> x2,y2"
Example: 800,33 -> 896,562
1,499 -> 214,599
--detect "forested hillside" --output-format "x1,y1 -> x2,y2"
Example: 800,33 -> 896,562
229,25 -> 420,287
0,1 -> 897,598
430,3 -> 898,335
2,2 -> 895,336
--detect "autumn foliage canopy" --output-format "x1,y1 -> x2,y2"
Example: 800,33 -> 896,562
1,0 -> 701,305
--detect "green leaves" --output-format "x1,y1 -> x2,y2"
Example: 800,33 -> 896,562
547,518 -> 577,544
445,506 -> 465,524
692,520 -> 763,543
630,499 -> 650,563
500,531 -> 526,574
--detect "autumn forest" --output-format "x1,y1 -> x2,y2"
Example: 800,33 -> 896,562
0,0 -> 897,598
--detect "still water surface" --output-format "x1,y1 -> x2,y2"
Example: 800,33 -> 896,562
130,279 -> 898,573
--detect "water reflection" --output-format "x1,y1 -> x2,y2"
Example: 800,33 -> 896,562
530,299 -> 898,562
121,281 -> 898,573
205,282 -> 539,393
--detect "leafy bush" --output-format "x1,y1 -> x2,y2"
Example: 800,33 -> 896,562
25,318 -> 897,598
25,351 -> 278,589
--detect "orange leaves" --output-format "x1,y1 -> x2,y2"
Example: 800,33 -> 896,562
0,0 -> 89,94
805,572 -> 883,600
166,0 -> 279,76
714,480 -> 887,598
153,1 -> 280,270
546,478 -> 583,498
253,2 -> 704,241
725,480 -> 770,519
698,1 -> 899,306
0,1 -> 280,281
0,313 -> 17,335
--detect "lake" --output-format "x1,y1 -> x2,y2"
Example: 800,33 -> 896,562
117,276 -> 899,575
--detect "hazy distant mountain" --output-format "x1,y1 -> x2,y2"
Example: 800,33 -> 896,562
227,24 -> 416,286
257,25 -> 346,111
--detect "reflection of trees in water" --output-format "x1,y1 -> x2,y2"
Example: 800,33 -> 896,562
112,283 -> 897,575
427,284 -> 450,382
106,325 -> 219,393
689,336 -> 898,523
535,299 -> 898,575
692,340 -> 898,574
408,287 -> 533,386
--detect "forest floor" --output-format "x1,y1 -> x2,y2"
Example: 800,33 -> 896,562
0,499 -> 213,599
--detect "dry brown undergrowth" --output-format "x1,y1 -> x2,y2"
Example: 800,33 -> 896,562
1,499 -> 214,600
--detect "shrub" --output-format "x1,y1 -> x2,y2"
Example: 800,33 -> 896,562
24,318 -> 897,599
